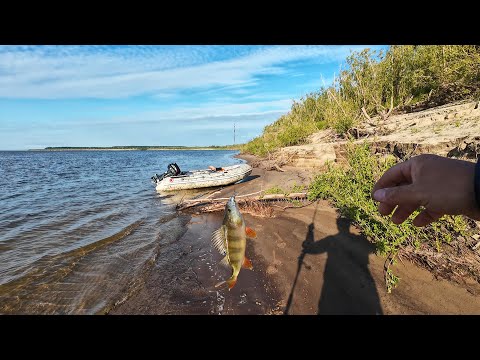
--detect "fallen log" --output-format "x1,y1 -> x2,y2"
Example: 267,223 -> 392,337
177,192 -> 308,211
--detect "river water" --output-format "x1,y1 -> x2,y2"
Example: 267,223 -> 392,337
0,150 -> 243,314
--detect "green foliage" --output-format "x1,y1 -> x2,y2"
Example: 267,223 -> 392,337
290,199 -> 303,207
243,46 -> 480,156
290,182 -> 306,193
264,185 -> 286,195
264,183 -> 306,196
308,142 -> 472,288
385,268 -> 400,294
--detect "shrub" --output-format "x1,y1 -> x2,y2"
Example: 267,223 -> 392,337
308,142 -> 471,292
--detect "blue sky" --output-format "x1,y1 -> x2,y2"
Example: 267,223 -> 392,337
0,45 -> 385,150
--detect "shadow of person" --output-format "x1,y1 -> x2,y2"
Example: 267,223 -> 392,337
284,205 -> 383,315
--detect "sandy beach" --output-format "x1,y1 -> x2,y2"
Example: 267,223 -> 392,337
110,154 -> 480,315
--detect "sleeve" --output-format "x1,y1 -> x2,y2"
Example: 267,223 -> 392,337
475,157 -> 480,209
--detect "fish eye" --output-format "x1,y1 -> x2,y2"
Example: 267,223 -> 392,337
228,209 -> 231,212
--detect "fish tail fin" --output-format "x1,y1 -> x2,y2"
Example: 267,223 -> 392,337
215,275 -> 238,291
242,256 -> 253,270
227,276 -> 237,290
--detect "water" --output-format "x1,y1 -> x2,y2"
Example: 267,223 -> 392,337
0,150 -> 243,314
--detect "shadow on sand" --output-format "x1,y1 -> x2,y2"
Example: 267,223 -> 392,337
284,204 -> 383,315
235,175 -> 260,184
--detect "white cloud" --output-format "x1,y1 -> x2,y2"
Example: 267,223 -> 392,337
55,99 -> 293,128
0,45 -> 371,99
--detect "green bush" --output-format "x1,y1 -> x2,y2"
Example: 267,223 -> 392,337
264,185 -> 285,195
308,142 -> 471,292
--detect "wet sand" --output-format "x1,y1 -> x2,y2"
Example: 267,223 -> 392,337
111,156 -> 480,315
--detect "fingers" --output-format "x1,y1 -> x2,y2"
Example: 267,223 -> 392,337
413,209 -> 443,227
391,204 -> 418,224
378,202 -> 395,216
373,184 -> 422,207
380,203 -> 442,226
372,160 -> 413,196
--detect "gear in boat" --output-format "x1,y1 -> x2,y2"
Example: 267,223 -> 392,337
151,163 -> 184,183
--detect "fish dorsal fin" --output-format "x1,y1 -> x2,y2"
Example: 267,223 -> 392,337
245,227 -> 257,238
211,225 -> 227,256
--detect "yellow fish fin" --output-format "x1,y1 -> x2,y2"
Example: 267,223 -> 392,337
211,225 -> 227,255
245,226 -> 257,238
242,256 -> 253,270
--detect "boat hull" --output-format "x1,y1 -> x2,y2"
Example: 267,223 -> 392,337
155,164 -> 252,191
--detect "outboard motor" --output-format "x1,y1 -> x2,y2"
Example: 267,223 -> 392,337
151,163 -> 182,184
168,163 -> 181,176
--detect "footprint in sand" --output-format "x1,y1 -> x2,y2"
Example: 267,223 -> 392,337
267,266 -> 278,275
274,232 -> 287,249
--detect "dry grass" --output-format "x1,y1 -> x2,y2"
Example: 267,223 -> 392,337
181,199 -> 276,218
239,200 -> 276,218
399,238 -> 480,295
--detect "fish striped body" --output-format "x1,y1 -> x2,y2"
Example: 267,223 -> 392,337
225,220 -> 246,283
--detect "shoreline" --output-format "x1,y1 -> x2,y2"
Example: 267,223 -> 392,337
27,148 -> 240,152
110,154 -> 480,315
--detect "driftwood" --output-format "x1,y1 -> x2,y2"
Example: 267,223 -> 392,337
177,192 -> 308,211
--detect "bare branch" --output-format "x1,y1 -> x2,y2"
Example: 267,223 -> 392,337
361,106 -> 373,123
328,89 -> 349,119
385,94 -> 395,119
404,95 -> 414,106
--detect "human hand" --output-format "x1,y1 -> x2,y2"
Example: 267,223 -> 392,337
372,154 -> 480,226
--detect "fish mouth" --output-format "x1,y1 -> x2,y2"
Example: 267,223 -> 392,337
228,196 -> 237,207
226,196 -> 240,215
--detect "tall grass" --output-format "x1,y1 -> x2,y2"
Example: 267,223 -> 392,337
243,45 -> 480,156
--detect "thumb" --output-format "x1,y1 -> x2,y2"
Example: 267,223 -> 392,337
373,184 -> 423,207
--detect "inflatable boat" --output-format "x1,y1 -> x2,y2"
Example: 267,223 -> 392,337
151,163 -> 252,191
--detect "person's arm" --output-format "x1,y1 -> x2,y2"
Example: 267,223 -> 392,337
474,155 -> 480,212
372,154 -> 480,226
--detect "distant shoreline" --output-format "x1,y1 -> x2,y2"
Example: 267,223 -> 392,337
28,146 -> 241,152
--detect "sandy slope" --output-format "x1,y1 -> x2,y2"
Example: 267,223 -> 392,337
278,100 -> 480,168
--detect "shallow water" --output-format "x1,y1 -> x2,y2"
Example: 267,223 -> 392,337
0,150 -> 242,314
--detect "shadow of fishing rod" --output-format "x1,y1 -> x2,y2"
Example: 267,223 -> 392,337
283,201 -> 319,315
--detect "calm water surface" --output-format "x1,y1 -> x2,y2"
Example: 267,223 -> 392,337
0,150 -> 242,314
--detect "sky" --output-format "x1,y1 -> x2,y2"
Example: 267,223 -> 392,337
0,45 -> 385,150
